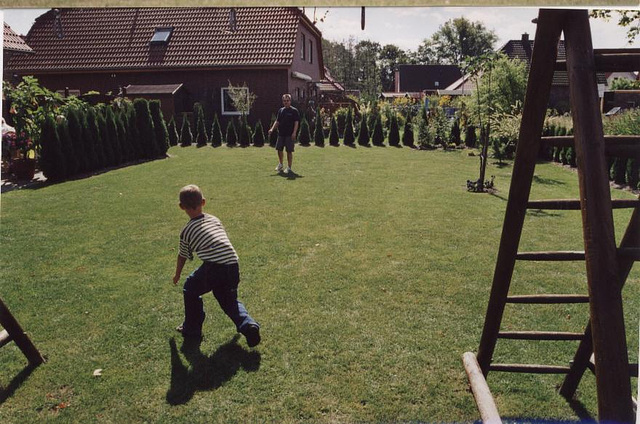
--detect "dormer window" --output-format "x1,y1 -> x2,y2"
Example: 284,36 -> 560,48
151,27 -> 173,44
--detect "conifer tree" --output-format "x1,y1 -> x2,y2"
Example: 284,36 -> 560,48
194,103 -> 208,147
126,103 -> 143,159
210,114 -> 223,147
402,116 -> 414,147
357,113 -> 370,146
372,115 -> 384,146
66,107 -> 89,172
298,116 -> 311,146
86,107 -> 105,170
449,118 -> 461,146
388,114 -> 400,147
105,106 -> 122,165
329,115 -> 340,146
268,114 -> 278,147
96,108 -> 114,167
313,108 -> 325,147
167,116 -> 179,147
343,108 -> 355,146
464,125 -> 477,148
253,120 -> 266,147
237,115 -> 251,147
180,113 -> 193,147
57,117 -> 77,176
40,114 -> 66,180
150,100 -> 169,156
133,98 -> 157,158
225,120 -> 237,147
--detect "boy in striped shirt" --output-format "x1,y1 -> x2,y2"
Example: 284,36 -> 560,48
172,185 -> 260,347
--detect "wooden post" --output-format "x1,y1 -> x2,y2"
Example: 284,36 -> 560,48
563,10 -> 634,422
0,298 -> 45,366
476,9 -> 565,374
463,352 -> 502,424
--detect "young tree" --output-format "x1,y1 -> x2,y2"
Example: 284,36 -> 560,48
253,120 -> 266,147
57,117 -> 77,176
372,115 -> 384,146
85,107 -> 105,170
40,114 -> 66,180
329,116 -> 340,146
449,118 -> 462,146
388,114 -> 400,147
210,114 -> 223,147
66,107 -> 89,172
402,115 -> 414,147
314,108 -> 325,147
357,113 -> 370,146
179,113 -> 193,147
105,106 -> 122,165
133,98 -> 157,158
298,116 -> 311,146
343,107 -> 355,146
167,116 -> 179,147
237,115 -> 251,147
225,120 -> 237,147
194,102 -> 208,147
150,100 -> 169,156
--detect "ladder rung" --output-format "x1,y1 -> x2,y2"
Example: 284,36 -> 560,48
498,331 -> 584,341
490,363 -> 571,374
516,251 -> 585,261
507,294 -> 589,304
617,247 -> 640,261
527,199 -> 640,210
0,329 -> 13,348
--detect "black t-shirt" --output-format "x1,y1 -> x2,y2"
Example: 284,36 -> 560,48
276,106 -> 300,137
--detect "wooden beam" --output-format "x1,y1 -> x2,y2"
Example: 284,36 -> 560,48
506,294 -> 589,304
516,251 -> 585,261
527,199 -> 640,210
498,331 -> 584,341
0,298 -> 45,366
564,10 -> 634,422
463,352 -> 502,424
554,49 -> 640,72
489,363 -> 571,374
476,9 -> 566,375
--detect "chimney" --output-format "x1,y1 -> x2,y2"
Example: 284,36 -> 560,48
521,33 -> 529,42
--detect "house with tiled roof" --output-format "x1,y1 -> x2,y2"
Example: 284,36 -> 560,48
4,7 -> 325,128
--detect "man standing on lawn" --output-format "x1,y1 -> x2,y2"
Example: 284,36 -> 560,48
268,93 -> 299,174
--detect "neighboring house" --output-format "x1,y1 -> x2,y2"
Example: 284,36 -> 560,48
385,64 -> 462,99
3,23 -> 34,118
4,7 -> 325,128
315,66 -> 354,115
606,71 -> 639,88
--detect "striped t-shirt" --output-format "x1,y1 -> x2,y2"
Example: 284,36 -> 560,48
179,213 -> 239,264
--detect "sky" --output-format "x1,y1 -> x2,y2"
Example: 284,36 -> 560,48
2,7 -> 638,52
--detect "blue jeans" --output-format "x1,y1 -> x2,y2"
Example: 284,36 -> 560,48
182,262 -> 257,336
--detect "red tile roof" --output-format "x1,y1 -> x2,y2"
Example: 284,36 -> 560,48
3,23 -> 33,53
7,7 -> 319,72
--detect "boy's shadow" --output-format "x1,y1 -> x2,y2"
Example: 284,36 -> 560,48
166,335 -> 261,405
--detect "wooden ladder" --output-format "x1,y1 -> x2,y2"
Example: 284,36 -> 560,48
463,9 -> 639,423
0,298 -> 45,366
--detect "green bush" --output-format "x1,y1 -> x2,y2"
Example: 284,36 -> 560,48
449,118 -> 461,146
225,120 -> 237,147
167,117 -> 179,147
334,107 -> 349,137
343,108 -> 355,146
388,114 -> 400,147
85,107 -> 104,170
372,115 -> 384,146
133,98 -> 158,159
268,114 -> 278,147
57,118 -> 77,176
314,108 -> 325,147
298,116 -> 311,146
210,114 -> 223,147
611,158 -> 627,185
40,114 -> 66,180
66,107 -> 89,172
253,120 -> 266,147
237,115 -> 251,147
329,116 -> 340,147
105,106 -> 122,165
96,108 -> 113,167
357,113 -> 370,147
150,100 -> 169,156
402,116 -> 414,147
194,103 -> 208,147
180,113 -> 193,147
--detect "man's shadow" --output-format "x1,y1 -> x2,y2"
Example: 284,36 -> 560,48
166,335 -> 261,405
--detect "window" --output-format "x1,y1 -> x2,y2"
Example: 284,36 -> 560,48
309,40 -> 313,64
221,86 -> 249,116
150,27 -> 173,44
301,34 -> 306,60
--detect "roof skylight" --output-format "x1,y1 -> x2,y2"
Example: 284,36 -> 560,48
151,27 -> 173,44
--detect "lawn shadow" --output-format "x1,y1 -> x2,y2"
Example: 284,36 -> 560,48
166,335 -> 260,405
533,175 -> 566,186
0,362 -> 39,405
272,170 -> 303,180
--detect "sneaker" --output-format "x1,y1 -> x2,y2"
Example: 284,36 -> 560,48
241,324 -> 261,347
285,167 -> 292,174
175,323 -> 202,339
275,163 -> 283,172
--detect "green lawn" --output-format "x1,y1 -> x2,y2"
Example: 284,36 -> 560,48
1,144 -> 637,423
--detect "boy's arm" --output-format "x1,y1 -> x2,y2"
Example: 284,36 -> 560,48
292,120 -> 299,141
173,254 -> 187,285
268,120 -> 279,134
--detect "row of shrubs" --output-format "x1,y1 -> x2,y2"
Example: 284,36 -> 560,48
39,98 -> 169,181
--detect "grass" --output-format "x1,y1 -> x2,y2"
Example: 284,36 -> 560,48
0,144 -> 637,423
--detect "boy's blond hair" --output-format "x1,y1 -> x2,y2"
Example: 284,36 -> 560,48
282,93 -> 292,101
179,185 -> 203,210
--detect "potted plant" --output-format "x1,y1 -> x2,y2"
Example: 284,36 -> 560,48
4,131 -> 36,180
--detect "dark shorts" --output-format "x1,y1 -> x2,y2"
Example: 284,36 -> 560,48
276,136 -> 295,153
